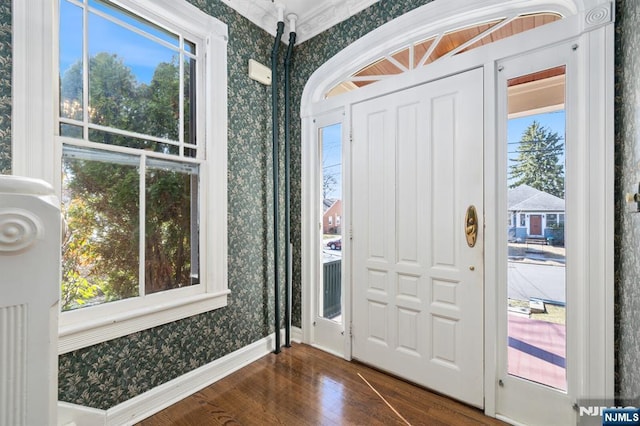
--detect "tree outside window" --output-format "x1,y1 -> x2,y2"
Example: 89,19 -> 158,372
59,0 -> 201,311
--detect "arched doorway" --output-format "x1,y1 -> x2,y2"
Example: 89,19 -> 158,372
300,1 -> 614,424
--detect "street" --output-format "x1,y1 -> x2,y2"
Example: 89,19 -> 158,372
508,261 -> 566,304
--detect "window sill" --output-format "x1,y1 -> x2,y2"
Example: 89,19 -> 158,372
58,290 -> 230,354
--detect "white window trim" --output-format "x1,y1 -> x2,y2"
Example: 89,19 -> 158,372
13,0 -> 229,354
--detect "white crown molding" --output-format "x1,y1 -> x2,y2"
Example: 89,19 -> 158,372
218,0 -> 608,44
219,0 -> 381,44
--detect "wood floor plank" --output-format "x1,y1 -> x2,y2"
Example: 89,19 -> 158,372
138,343 -> 506,426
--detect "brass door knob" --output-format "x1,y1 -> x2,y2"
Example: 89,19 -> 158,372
465,205 -> 478,248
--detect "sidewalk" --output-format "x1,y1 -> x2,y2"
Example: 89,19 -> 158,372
508,313 -> 566,391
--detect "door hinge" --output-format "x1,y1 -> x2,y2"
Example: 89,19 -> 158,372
349,227 -> 353,240
349,131 -> 353,143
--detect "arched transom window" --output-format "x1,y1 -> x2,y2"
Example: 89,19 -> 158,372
325,12 -> 562,98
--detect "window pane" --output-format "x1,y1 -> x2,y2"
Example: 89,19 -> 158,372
60,0 -> 83,121
427,20 -> 502,64
184,55 -> 196,147
325,81 -> 360,99
60,123 -> 83,139
185,40 -> 196,55
145,160 -> 199,294
61,148 -> 140,311
413,37 -> 436,68
506,67 -> 566,391
390,47 -> 410,70
320,123 -> 342,322
458,13 -> 562,55
88,11 -> 179,139
88,0 -> 179,47
354,57 -> 403,78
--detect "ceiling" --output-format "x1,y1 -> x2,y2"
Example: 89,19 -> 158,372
218,0 -> 381,44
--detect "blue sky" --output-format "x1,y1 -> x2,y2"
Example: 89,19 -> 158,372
322,123 -> 343,200
60,0 -> 180,85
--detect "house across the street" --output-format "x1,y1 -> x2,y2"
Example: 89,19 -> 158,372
508,185 -> 565,245
323,199 -> 342,235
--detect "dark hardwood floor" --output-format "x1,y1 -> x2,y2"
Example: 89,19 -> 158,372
138,343 -> 506,425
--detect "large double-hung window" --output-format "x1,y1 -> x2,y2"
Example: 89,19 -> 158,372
56,0 -> 228,352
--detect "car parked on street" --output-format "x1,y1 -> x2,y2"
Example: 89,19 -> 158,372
326,239 -> 342,250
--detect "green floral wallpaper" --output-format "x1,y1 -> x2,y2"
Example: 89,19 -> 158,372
614,0 -> 640,401
0,1 -> 10,175
0,0 -> 638,412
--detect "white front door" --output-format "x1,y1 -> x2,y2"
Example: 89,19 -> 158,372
351,68 -> 484,407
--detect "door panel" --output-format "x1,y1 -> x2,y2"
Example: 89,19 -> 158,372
352,68 -> 484,408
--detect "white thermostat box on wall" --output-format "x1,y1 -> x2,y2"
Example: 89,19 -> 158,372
248,59 -> 272,85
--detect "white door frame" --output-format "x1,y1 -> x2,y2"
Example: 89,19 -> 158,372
495,41 -> 599,424
300,0 -> 614,420
307,109 -> 353,358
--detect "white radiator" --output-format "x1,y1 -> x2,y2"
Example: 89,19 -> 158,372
0,176 -> 60,426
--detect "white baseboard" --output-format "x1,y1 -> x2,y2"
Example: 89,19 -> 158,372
58,328 -> 304,426
290,326 -> 303,343
495,414 -> 527,426
58,402 -> 106,426
105,334 -> 276,425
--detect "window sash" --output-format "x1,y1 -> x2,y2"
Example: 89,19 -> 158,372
59,0 -> 204,311
59,0 -> 200,158
61,144 -> 201,309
